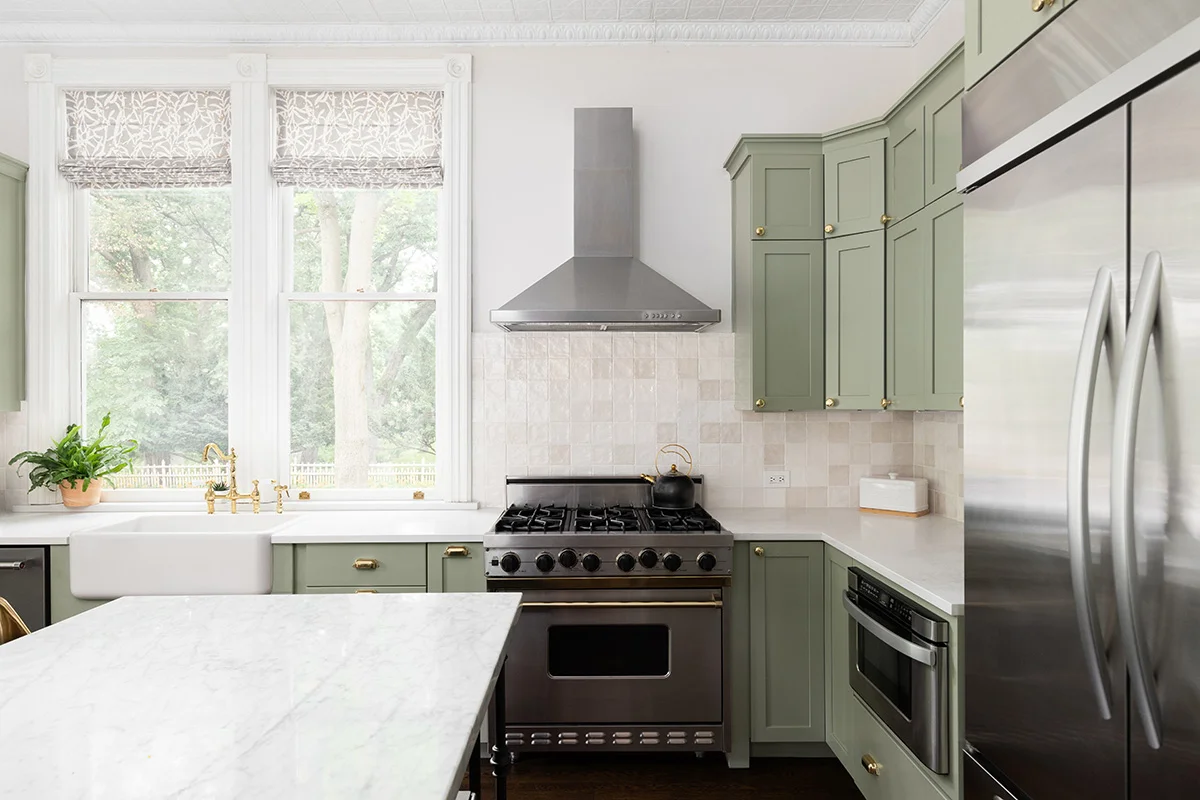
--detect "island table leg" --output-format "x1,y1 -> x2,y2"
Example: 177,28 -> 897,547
489,658 -> 512,800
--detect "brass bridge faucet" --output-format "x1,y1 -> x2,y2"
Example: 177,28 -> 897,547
202,443 -> 261,514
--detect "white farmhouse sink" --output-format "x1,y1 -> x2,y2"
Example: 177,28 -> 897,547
69,514 -> 300,600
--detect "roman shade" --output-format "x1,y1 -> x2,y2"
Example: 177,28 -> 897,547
59,90 -> 232,188
272,89 -> 444,189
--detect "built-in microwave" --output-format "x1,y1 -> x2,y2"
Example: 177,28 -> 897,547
844,567 -> 951,774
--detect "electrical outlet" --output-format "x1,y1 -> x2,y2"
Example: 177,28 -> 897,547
764,471 -> 790,488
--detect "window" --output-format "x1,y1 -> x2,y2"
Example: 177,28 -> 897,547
25,56 -> 472,505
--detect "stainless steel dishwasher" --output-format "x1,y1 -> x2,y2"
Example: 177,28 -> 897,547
0,548 -> 48,631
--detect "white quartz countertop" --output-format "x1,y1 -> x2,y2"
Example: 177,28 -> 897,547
0,592 -> 521,800
0,508 -> 500,546
712,507 -> 964,615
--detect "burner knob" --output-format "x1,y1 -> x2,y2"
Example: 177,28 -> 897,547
558,549 -> 579,569
662,552 -> 683,572
638,549 -> 659,569
616,552 -> 637,572
535,552 -> 556,573
499,553 -> 522,574
581,553 -> 602,572
696,552 -> 717,572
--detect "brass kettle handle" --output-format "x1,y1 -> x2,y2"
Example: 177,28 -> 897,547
861,754 -> 882,776
353,558 -> 380,570
825,397 -> 836,408
754,547 -> 765,557
444,545 -> 470,558
754,226 -> 766,237
653,443 -> 694,477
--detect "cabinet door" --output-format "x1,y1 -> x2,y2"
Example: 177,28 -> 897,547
886,211 -> 929,410
965,0 -> 1064,88
426,542 -> 485,593
825,232 -> 884,411
886,104 -> 925,226
0,159 -> 26,412
926,193 -> 964,410
853,697 -> 950,800
825,549 -> 856,771
752,240 -> 824,412
749,541 -> 825,743
923,56 -> 963,204
824,140 -> 885,238
751,154 -> 824,240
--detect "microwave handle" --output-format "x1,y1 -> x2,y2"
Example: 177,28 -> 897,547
843,590 -> 937,667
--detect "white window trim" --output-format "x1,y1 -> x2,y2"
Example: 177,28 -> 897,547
22,53 -> 473,506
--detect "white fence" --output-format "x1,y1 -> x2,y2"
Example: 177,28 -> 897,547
111,462 -> 436,489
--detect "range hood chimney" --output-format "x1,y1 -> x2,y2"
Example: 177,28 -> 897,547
490,108 -> 721,332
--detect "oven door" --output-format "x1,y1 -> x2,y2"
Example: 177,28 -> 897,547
504,587 -> 723,725
844,589 -> 950,774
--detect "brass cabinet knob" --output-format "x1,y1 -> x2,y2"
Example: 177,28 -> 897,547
754,547 -> 765,557
444,545 -> 470,558
880,213 -> 893,225
755,226 -> 766,237
1032,0 -> 1054,9
825,397 -> 836,408
824,223 -> 835,234
353,558 -> 380,570
861,754 -> 882,776
880,398 -> 893,409
355,589 -> 379,594
755,398 -> 765,409
959,395 -> 965,408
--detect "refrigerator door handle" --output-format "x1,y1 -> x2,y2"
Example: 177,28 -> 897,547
1112,251 -> 1166,750
1066,267 -> 1121,721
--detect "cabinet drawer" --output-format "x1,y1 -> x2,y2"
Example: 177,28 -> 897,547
298,585 -> 426,594
296,543 -> 426,588
852,696 -> 948,800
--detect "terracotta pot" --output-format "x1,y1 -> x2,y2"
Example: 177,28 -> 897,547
59,479 -> 103,508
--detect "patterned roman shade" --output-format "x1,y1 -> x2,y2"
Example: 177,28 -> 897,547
60,90 -> 232,188
272,90 -> 444,189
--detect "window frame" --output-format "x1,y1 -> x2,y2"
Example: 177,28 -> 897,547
22,53 -> 474,506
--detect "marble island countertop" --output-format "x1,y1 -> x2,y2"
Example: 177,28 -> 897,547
0,592 -> 521,800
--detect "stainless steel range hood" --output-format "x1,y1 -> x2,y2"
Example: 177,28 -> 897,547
491,108 -> 721,332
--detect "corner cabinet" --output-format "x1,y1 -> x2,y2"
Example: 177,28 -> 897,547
749,541 -> 825,743
823,139 -> 886,238
0,154 -> 27,412
727,137 -> 827,413
966,0 -> 1064,89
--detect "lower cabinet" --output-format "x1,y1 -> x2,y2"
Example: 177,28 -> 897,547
427,542 -> 486,593
852,697 -> 951,800
48,545 -> 106,623
824,547 -> 856,770
749,541 -> 825,743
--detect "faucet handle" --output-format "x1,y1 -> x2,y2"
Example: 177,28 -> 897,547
271,480 -> 290,497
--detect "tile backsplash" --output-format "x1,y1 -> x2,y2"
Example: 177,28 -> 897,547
472,332 -> 964,519
914,411 -> 964,521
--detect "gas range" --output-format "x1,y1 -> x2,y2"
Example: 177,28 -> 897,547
484,476 -> 732,580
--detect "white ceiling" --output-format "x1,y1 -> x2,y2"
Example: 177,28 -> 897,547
0,0 -> 950,43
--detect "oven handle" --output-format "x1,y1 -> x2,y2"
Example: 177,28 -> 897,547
843,590 -> 937,667
520,597 -> 722,609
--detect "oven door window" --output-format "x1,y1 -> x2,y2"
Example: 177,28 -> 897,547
547,624 -> 670,678
858,617 -> 914,718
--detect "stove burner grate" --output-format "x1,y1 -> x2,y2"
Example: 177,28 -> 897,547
645,505 -> 722,532
574,505 -> 643,532
495,504 -> 568,533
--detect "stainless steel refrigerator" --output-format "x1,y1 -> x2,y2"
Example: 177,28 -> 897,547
960,2 -> 1200,798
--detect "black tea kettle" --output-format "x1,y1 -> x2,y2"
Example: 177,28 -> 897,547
641,444 -> 696,510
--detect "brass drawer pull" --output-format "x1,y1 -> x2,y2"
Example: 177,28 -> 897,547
861,754 -> 882,775
754,547 -> 765,557
825,397 -> 836,408
755,398 -> 765,409
444,545 -> 471,558
754,226 -> 766,237
353,558 -> 380,570
880,397 -> 893,409
880,213 -> 893,225
824,223 -> 835,234
355,589 -> 379,594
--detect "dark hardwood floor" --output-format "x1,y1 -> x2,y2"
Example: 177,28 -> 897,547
464,753 -> 864,800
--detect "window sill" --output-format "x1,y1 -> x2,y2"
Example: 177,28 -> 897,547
9,500 -> 480,514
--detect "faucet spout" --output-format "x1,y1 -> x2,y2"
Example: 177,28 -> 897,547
202,443 -> 229,463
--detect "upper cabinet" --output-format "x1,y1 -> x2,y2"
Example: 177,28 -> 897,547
965,0 -> 1064,88
823,138 -> 886,238
825,232 -> 885,411
0,154 -> 27,413
726,137 -> 824,241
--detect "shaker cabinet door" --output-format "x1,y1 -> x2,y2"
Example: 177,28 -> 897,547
824,140 -> 886,238
965,0 -> 1064,88
923,55 -> 964,204
751,154 -> 825,240
825,549 -> 857,771
0,156 -> 26,412
886,105 -> 925,226
886,212 -> 929,411
751,240 -> 825,413
427,542 -> 486,593
926,193 -> 964,410
825,232 -> 885,411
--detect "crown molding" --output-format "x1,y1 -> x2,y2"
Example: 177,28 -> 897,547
0,2 -> 950,46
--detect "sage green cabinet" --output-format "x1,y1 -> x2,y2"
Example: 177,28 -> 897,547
426,542 -> 485,593
824,139 -> 885,238
886,193 -> 964,412
0,155 -> 27,412
852,697 -> 951,800
294,542 -> 426,591
825,548 -> 856,772
48,546 -> 106,623
746,240 -> 825,413
966,0 -> 1064,88
825,232 -> 885,411
886,103 -> 925,226
750,153 -> 825,240
749,541 -> 825,743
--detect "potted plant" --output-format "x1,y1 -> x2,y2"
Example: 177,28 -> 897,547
8,414 -> 138,508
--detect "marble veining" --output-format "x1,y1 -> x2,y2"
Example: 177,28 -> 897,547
0,592 -> 522,800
